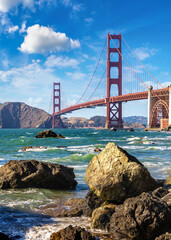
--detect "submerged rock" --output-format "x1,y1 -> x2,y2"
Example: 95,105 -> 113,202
110,192 -> 171,240
0,160 -> 77,190
50,225 -> 96,240
85,142 -> 157,202
21,146 -> 47,151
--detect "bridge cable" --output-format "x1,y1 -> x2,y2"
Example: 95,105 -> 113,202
121,34 -> 164,89
86,68 -> 106,102
75,38 -> 107,105
109,34 -> 148,89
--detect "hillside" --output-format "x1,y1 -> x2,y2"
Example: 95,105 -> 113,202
0,102 -> 52,128
0,102 -> 147,129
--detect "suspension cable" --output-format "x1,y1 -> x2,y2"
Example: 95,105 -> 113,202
86,68 -> 106,102
121,34 -> 164,89
75,38 -> 107,105
109,34 -> 148,89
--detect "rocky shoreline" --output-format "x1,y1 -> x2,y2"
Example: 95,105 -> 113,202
0,139 -> 170,239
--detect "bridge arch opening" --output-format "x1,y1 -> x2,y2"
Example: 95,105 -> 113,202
110,39 -> 119,48
110,84 -> 119,96
151,99 -> 169,128
110,52 -> 119,62
110,67 -> 119,79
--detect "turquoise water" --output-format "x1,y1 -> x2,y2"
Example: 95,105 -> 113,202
0,128 -> 170,239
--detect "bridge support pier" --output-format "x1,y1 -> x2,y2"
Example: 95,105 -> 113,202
53,82 -> 62,128
105,33 -> 123,129
147,85 -> 170,129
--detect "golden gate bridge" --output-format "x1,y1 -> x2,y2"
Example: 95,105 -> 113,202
52,33 -> 171,130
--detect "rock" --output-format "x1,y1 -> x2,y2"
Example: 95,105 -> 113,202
0,160 -> 77,190
21,146 -> 47,151
165,176 -> 171,185
0,232 -> 11,240
35,129 -> 57,138
56,133 -> 65,139
91,204 -> 116,230
162,193 -> 171,208
110,127 -> 116,131
110,192 -> 171,240
152,187 -> 169,198
85,142 -> 157,202
50,225 -> 96,240
82,190 -> 105,217
129,128 -> 134,131
94,147 -> 101,152
155,232 -> 171,240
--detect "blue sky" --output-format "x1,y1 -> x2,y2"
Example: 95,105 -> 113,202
0,0 -> 170,118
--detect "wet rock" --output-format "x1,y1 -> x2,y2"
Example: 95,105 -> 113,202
35,129 -> 57,138
152,187 -> 169,198
50,225 -> 96,240
165,176 -> 171,185
94,147 -> 101,152
21,146 -> 47,151
110,127 -> 116,131
85,142 -> 157,202
129,128 -> 134,131
162,193 -> 171,208
110,192 -> 171,240
155,232 -> 171,240
0,160 -> 77,190
56,146 -> 67,149
91,204 -> 116,230
56,134 -> 65,139
82,190 -> 105,217
0,232 -> 11,240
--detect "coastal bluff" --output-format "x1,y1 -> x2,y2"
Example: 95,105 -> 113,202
0,102 -> 52,128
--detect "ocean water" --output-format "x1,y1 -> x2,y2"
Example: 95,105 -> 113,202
0,128 -> 170,239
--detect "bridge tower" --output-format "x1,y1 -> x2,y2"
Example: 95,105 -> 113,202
105,33 -> 123,129
52,82 -> 62,128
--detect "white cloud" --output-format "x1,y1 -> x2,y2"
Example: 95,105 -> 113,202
66,71 -> 86,80
134,47 -> 159,60
8,25 -> 19,33
45,55 -> 79,68
20,21 -> 27,33
19,24 -> 80,54
84,17 -> 94,24
0,0 -> 34,12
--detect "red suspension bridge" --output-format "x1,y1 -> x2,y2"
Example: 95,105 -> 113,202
52,33 -> 171,129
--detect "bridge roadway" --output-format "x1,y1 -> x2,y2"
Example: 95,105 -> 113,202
54,87 -> 169,116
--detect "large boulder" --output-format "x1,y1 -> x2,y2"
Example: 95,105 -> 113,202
0,160 -> 77,190
165,176 -> 171,185
110,192 -> 171,240
85,142 -> 157,202
50,225 -> 96,240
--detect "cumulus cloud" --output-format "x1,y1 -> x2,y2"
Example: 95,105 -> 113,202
19,24 -> 80,54
45,55 -> 79,68
134,47 -> 159,61
20,21 -> 27,33
0,0 -> 34,12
